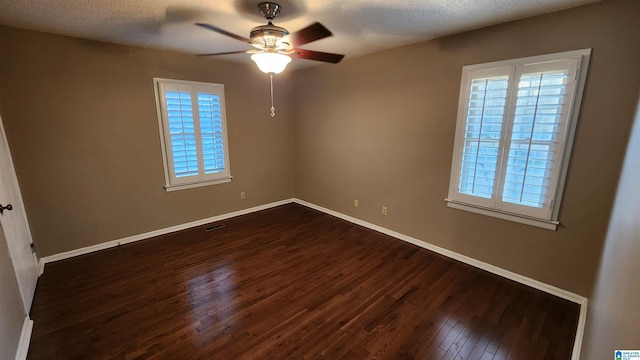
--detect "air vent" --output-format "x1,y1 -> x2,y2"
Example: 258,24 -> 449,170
204,224 -> 226,232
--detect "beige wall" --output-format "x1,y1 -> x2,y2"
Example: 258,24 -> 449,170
293,0 -> 640,296
0,26 -> 295,257
581,94 -> 640,358
0,224 -> 25,360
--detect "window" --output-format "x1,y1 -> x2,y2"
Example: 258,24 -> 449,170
446,49 -> 591,230
154,78 -> 231,191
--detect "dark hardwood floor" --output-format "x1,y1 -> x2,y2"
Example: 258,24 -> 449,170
28,203 -> 579,359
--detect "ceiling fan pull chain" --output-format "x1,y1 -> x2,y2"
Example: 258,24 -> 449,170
270,73 -> 276,117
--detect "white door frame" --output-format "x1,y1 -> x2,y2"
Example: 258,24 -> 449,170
0,113 -> 39,313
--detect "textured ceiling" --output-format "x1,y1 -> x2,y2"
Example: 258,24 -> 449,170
0,0 -> 601,68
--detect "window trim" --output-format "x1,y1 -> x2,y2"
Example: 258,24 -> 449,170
445,49 -> 591,230
153,78 -> 232,192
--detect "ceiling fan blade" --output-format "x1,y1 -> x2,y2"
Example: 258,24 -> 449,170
291,49 -> 344,64
195,23 -> 251,43
290,22 -> 332,47
197,50 -> 248,57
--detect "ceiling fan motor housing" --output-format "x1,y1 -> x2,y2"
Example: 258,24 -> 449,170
250,23 -> 290,49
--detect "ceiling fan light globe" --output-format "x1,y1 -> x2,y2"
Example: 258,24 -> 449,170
251,52 -> 291,74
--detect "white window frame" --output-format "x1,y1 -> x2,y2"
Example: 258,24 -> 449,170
153,78 -> 232,192
446,49 -> 591,230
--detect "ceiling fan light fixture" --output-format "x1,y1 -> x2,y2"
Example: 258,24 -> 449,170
196,2 -> 344,117
251,52 -> 291,74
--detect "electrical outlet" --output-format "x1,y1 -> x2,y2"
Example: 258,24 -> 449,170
354,199 -> 359,208
382,206 -> 388,216
240,192 -> 246,200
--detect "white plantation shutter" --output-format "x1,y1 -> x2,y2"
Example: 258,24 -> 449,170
155,79 -> 231,190
197,92 -> 226,174
447,50 -> 590,229
166,89 -> 199,178
498,60 -> 578,219
457,71 -> 510,206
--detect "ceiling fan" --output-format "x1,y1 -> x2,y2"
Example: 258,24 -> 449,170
195,2 -> 345,74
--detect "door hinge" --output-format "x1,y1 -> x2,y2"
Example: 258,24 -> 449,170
30,243 -> 36,253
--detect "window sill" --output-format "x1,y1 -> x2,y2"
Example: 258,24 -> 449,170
445,199 -> 559,231
165,176 -> 232,192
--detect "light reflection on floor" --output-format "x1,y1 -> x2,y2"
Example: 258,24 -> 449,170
187,261 -> 237,343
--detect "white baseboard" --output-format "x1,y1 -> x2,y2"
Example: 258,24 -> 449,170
36,197 -> 587,359
292,198 -> 588,360
38,198 -> 294,274
14,316 -> 33,360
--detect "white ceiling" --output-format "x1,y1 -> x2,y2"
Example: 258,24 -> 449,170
0,0 -> 600,68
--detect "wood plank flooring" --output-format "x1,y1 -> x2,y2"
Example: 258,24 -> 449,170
28,203 -> 579,359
